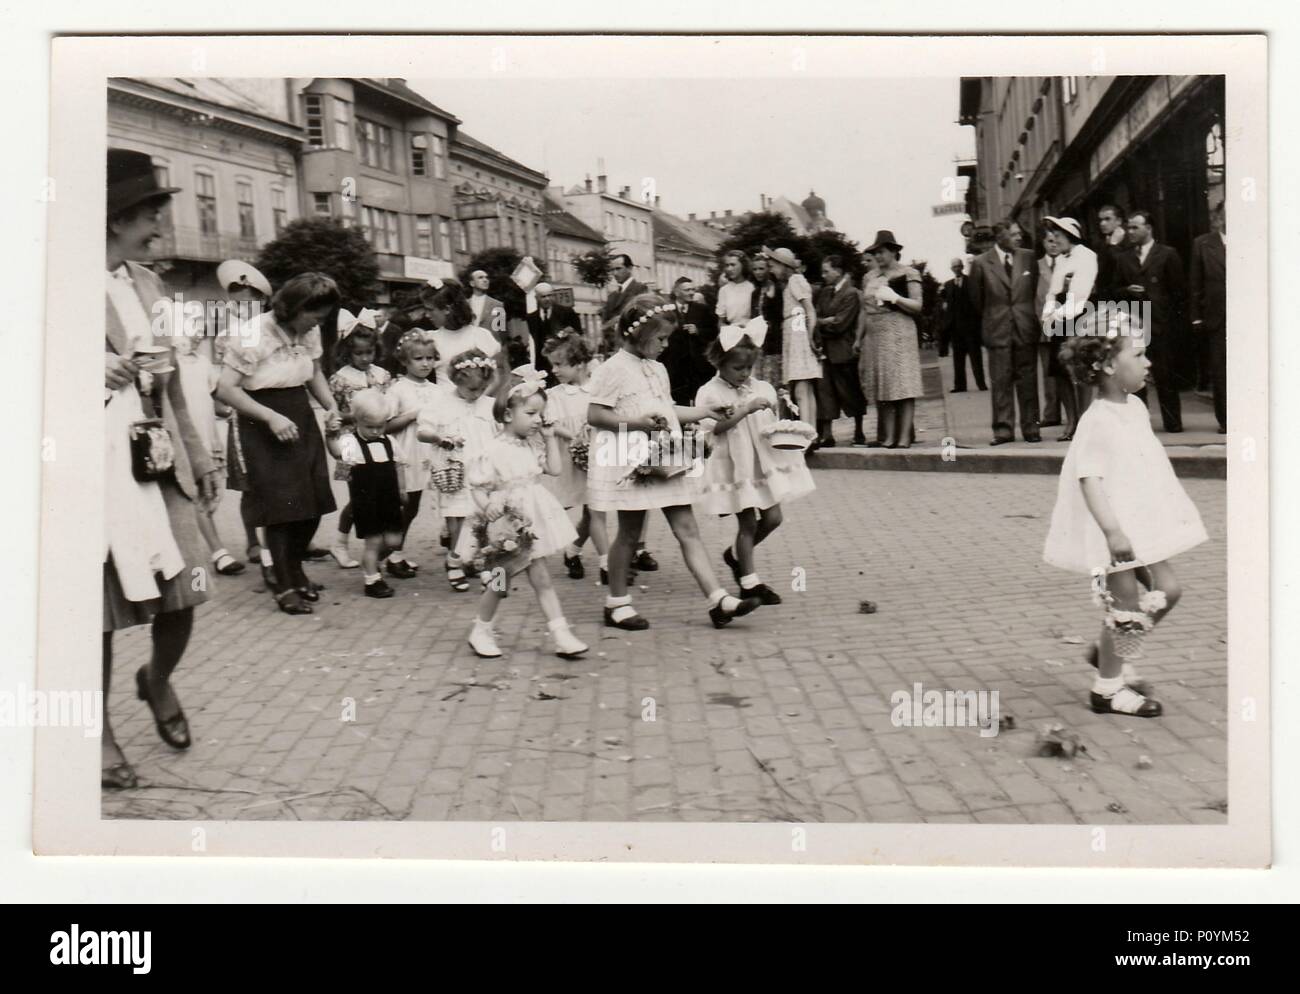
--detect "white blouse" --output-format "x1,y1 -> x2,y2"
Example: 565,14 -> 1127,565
223,312 -> 322,390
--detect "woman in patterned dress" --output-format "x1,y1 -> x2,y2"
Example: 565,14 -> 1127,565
857,231 -> 924,448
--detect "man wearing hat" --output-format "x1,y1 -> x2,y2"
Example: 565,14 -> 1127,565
968,218 -> 1042,444
525,281 -> 579,383
103,148 -> 220,788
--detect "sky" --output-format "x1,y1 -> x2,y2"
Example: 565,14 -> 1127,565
410,76 -> 974,273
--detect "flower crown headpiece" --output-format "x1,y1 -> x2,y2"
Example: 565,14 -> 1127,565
452,354 -> 496,373
622,303 -> 677,337
506,364 -> 548,400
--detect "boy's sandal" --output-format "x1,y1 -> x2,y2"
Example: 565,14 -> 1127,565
1089,688 -> 1162,718
446,566 -> 470,592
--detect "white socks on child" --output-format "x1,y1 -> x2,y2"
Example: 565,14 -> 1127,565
605,594 -> 637,623
564,543 -> 581,558
739,573 -> 760,590
259,548 -> 273,567
707,589 -> 740,613
599,554 -> 609,570
1093,674 -> 1124,697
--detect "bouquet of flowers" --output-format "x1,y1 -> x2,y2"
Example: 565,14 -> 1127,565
569,434 -> 590,472
470,495 -> 537,578
1090,568 -> 1167,660
622,415 -> 705,484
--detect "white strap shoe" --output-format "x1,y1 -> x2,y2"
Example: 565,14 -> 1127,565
550,620 -> 588,659
329,545 -> 360,569
468,620 -> 502,658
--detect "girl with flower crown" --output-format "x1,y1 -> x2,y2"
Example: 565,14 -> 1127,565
695,320 -> 815,605
459,366 -> 588,659
1043,309 -> 1208,718
585,293 -> 765,631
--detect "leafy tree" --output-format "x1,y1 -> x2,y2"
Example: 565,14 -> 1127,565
255,217 -> 380,311
255,217 -> 380,371
572,248 -> 614,288
715,212 -> 807,268
805,230 -> 865,285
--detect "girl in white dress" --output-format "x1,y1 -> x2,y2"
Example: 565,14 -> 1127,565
383,329 -> 440,579
461,367 -> 588,660
540,333 -> 609,582
1043,320 -> 1207,718
586,292 -> 765,631
696,324 -> 815,605
418,348 -> 498,591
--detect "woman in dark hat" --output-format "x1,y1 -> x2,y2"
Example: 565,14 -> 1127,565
215,274 -> 343,615
858,230 -> 924,448
103,149 -> 222,788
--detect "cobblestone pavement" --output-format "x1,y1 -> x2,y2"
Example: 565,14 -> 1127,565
104,468 -> 1228,826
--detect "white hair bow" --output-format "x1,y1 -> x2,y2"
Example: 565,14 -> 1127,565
337,307 -> 379,338
507,364 -> 548,400
718,316 -> 768,352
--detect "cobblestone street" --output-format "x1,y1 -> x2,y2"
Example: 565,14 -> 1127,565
103,468 -> 1228,826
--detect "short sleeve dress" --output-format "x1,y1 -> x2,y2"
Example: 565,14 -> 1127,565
223,312 -> 336,526
585,349 -> 703,512
1043,395 -> 1208,574
694,375 -> 816,515
781,273 -> 822,383
419,384 -> 499,516
542,382 -> 593,509
431,325 -> 501,384
453,434 -> 579,565
329,363 -> 392,418
386,376 -> 443,493
859,268 -> 924,403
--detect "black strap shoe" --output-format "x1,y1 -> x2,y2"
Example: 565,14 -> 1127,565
365,578 -> 395,598
604,607 -> 650,630
275,588 -> 313,615
564,554 -> 585,579
135,666 -> 191,750
386,559 -> 418,579
101,760 -> 138,790
709,594 -> 763,628
633,549 -> 659,572
741,583 -> 783,605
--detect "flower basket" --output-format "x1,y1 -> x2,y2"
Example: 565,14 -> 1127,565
469,500 -> 537,579
622,426 -> 704,484
1090,569 -> 1165,661
761,419 -> 818,451
429,459 -> 465,495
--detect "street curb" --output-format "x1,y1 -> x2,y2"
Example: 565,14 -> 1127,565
808,446 -> 1226,479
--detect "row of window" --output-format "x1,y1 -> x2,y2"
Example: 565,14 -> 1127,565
604,211 -> 650,243
303,93 -> 447,178
154,163 -> 288,239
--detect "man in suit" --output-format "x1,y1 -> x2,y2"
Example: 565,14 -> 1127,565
814,254 -> 868,446
599,253 -> 647,355
941,256 -> 987,394
1112,208 -> 1186,432
1189,202 -> 1227,432
467,269 -> 506,341
1094,203 -> 1129,302
660,277 -> 714,405
525,282 -> 580,382
968,219 -> 1041,443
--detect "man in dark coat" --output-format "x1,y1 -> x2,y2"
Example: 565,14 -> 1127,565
598,253 -> 646,355
662,277 -> 715,405
941,256 -> 987,394
813,254 -> 868,446
1112,208 -> 1187,432
1189,202 -> 1227,432
525,282 -> 580,383
968,219 -> 1041,443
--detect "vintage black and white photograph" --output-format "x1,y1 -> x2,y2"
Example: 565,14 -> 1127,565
32,33 -> 1268,865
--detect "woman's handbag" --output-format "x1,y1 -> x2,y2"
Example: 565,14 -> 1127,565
128,417 -> 177,482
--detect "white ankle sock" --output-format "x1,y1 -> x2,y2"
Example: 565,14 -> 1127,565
1093,674 -> 1124,697
564,544 -> 580,558
260,548 -> 273,567
740,573 -> 760,588
706,588 -> 728,609
547,617 -> 569,632
364,572 -> 381,584
212,548 -> 229,563
605,594 -> 636,621
599,554 -> 609,569
387,552 -> 403,564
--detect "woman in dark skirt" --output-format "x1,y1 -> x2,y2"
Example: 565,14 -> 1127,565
216,273 -> 343,615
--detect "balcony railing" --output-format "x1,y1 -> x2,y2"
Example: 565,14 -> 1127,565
154,226 -> 262,263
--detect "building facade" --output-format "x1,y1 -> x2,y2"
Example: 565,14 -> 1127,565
694,191 -> 837,237
107,77 -> 304,302
542,190 -> 606,346
960,74 -> 1225,261
282,77 -> 462,301
652,207 -> 722,289
449,132 -> 550,274
559,176 -> 656,287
